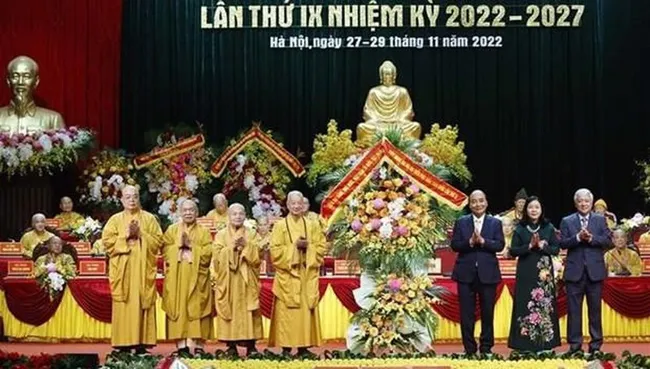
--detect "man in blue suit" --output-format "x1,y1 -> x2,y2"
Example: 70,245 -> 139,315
560,188 -> 611,355
451,190 -> 505,355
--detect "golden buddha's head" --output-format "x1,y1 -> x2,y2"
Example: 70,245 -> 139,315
379,60 -> 397,86
6,56 -> 39,104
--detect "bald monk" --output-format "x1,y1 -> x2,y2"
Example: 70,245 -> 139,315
162,200 -> 213,356
213,203 -> 263,357
102,185 -> 163,354
54,196 -> 85,230
20,213 -> 54,258
268,191 -> 327,358
206,193 -> 229,231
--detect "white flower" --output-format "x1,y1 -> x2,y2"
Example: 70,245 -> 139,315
414,150 -> 434,167
185,174 -> 199,192
249,185 -> 261,201
4,149 -> 19,167
631,213 -> 645,226
158,199 -> 173,215
17,143 -> 33,161
244,219 -> 257,230
387,199 -> 405,218
251,203 -> 264,219
348,198 -> 359,209
344,154 -> 362,167
54,133 -> 72,147
243,174 -> 256,189
107,174 -> 124,189
48,272 -> 66,291
159,181 -> 172,195
379,222 -> 393,239
378,167 -> 388,180
235,154 -> 247,173
38,135 -> 53,153
92,176 -> 103,200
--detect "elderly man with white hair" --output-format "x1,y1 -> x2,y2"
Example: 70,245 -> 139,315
212,203 -> 263,357
162,200 -> 213,356
559,188 -> 611,356
268,191 -> 327,358
20,213 -> 54,258
207,193 -> 229,230
101,185 -> 163,354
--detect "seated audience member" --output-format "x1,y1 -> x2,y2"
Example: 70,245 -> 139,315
20,213 -> 55,258
54,196 -> 85,230
604,228 -> 642,277
34,236 -> 77,278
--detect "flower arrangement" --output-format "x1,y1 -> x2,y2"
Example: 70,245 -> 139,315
312,124 -> 469,354
139,133 -> 214,225
419,124 -> 472,185
35,259 -> 76,300
348,273 -> 445,354
329,164 -> 450,270
518,257 -> 557,344
0,126 -> 94,177
306,120 -> 360,187
0,351 -> 66,369
71,217 -> 103,242
620,213 -> 650,233
221,140 -> 291,220
77,150 -> 137,217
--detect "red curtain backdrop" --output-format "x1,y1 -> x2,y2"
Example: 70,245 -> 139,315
0,0 -> 122,148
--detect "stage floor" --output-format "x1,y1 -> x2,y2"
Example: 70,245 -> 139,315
1,341 -> 649,364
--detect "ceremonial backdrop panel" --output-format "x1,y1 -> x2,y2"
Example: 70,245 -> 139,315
120,0 -> 650,219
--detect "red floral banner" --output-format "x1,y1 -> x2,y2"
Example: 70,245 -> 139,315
210,124 -> 305,178
321,139 -> 468,220
133,134 -> 205,169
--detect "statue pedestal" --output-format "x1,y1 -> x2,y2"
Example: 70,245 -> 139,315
0,169 -> 79,240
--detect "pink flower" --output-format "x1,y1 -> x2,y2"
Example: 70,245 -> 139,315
370,218 -> 382,230
32,141 -> 43,151
520,327 -> 528,335
388,279 -> 402,292
351,219 -> 363,232
409,184 -> 420,194
531,287 -> 545,302
397,225 -> 409,236
529,312 -> 541,325
373,198 -> 385,210
46,263 -> 57,273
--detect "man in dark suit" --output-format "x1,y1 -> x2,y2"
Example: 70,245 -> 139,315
451,190 -> 505,355
560,188 -> 611,355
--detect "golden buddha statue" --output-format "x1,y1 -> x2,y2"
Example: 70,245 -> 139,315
0,56 -> 65,136
356,60 -> 421,143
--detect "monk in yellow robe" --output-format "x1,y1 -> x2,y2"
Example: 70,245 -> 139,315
162,200 -> 213,356
605,229 -> 642,276
594,199 -> 617,229
34,236 -> 77,279
20,213 -> 54,258
500,188 -> 527,224
500,216 -> 515,258
213,203 -> 263,357
206,193 -> 229,231
268,191 -> 327,358
102,185 -> 163,354
54,196 -> 85,231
